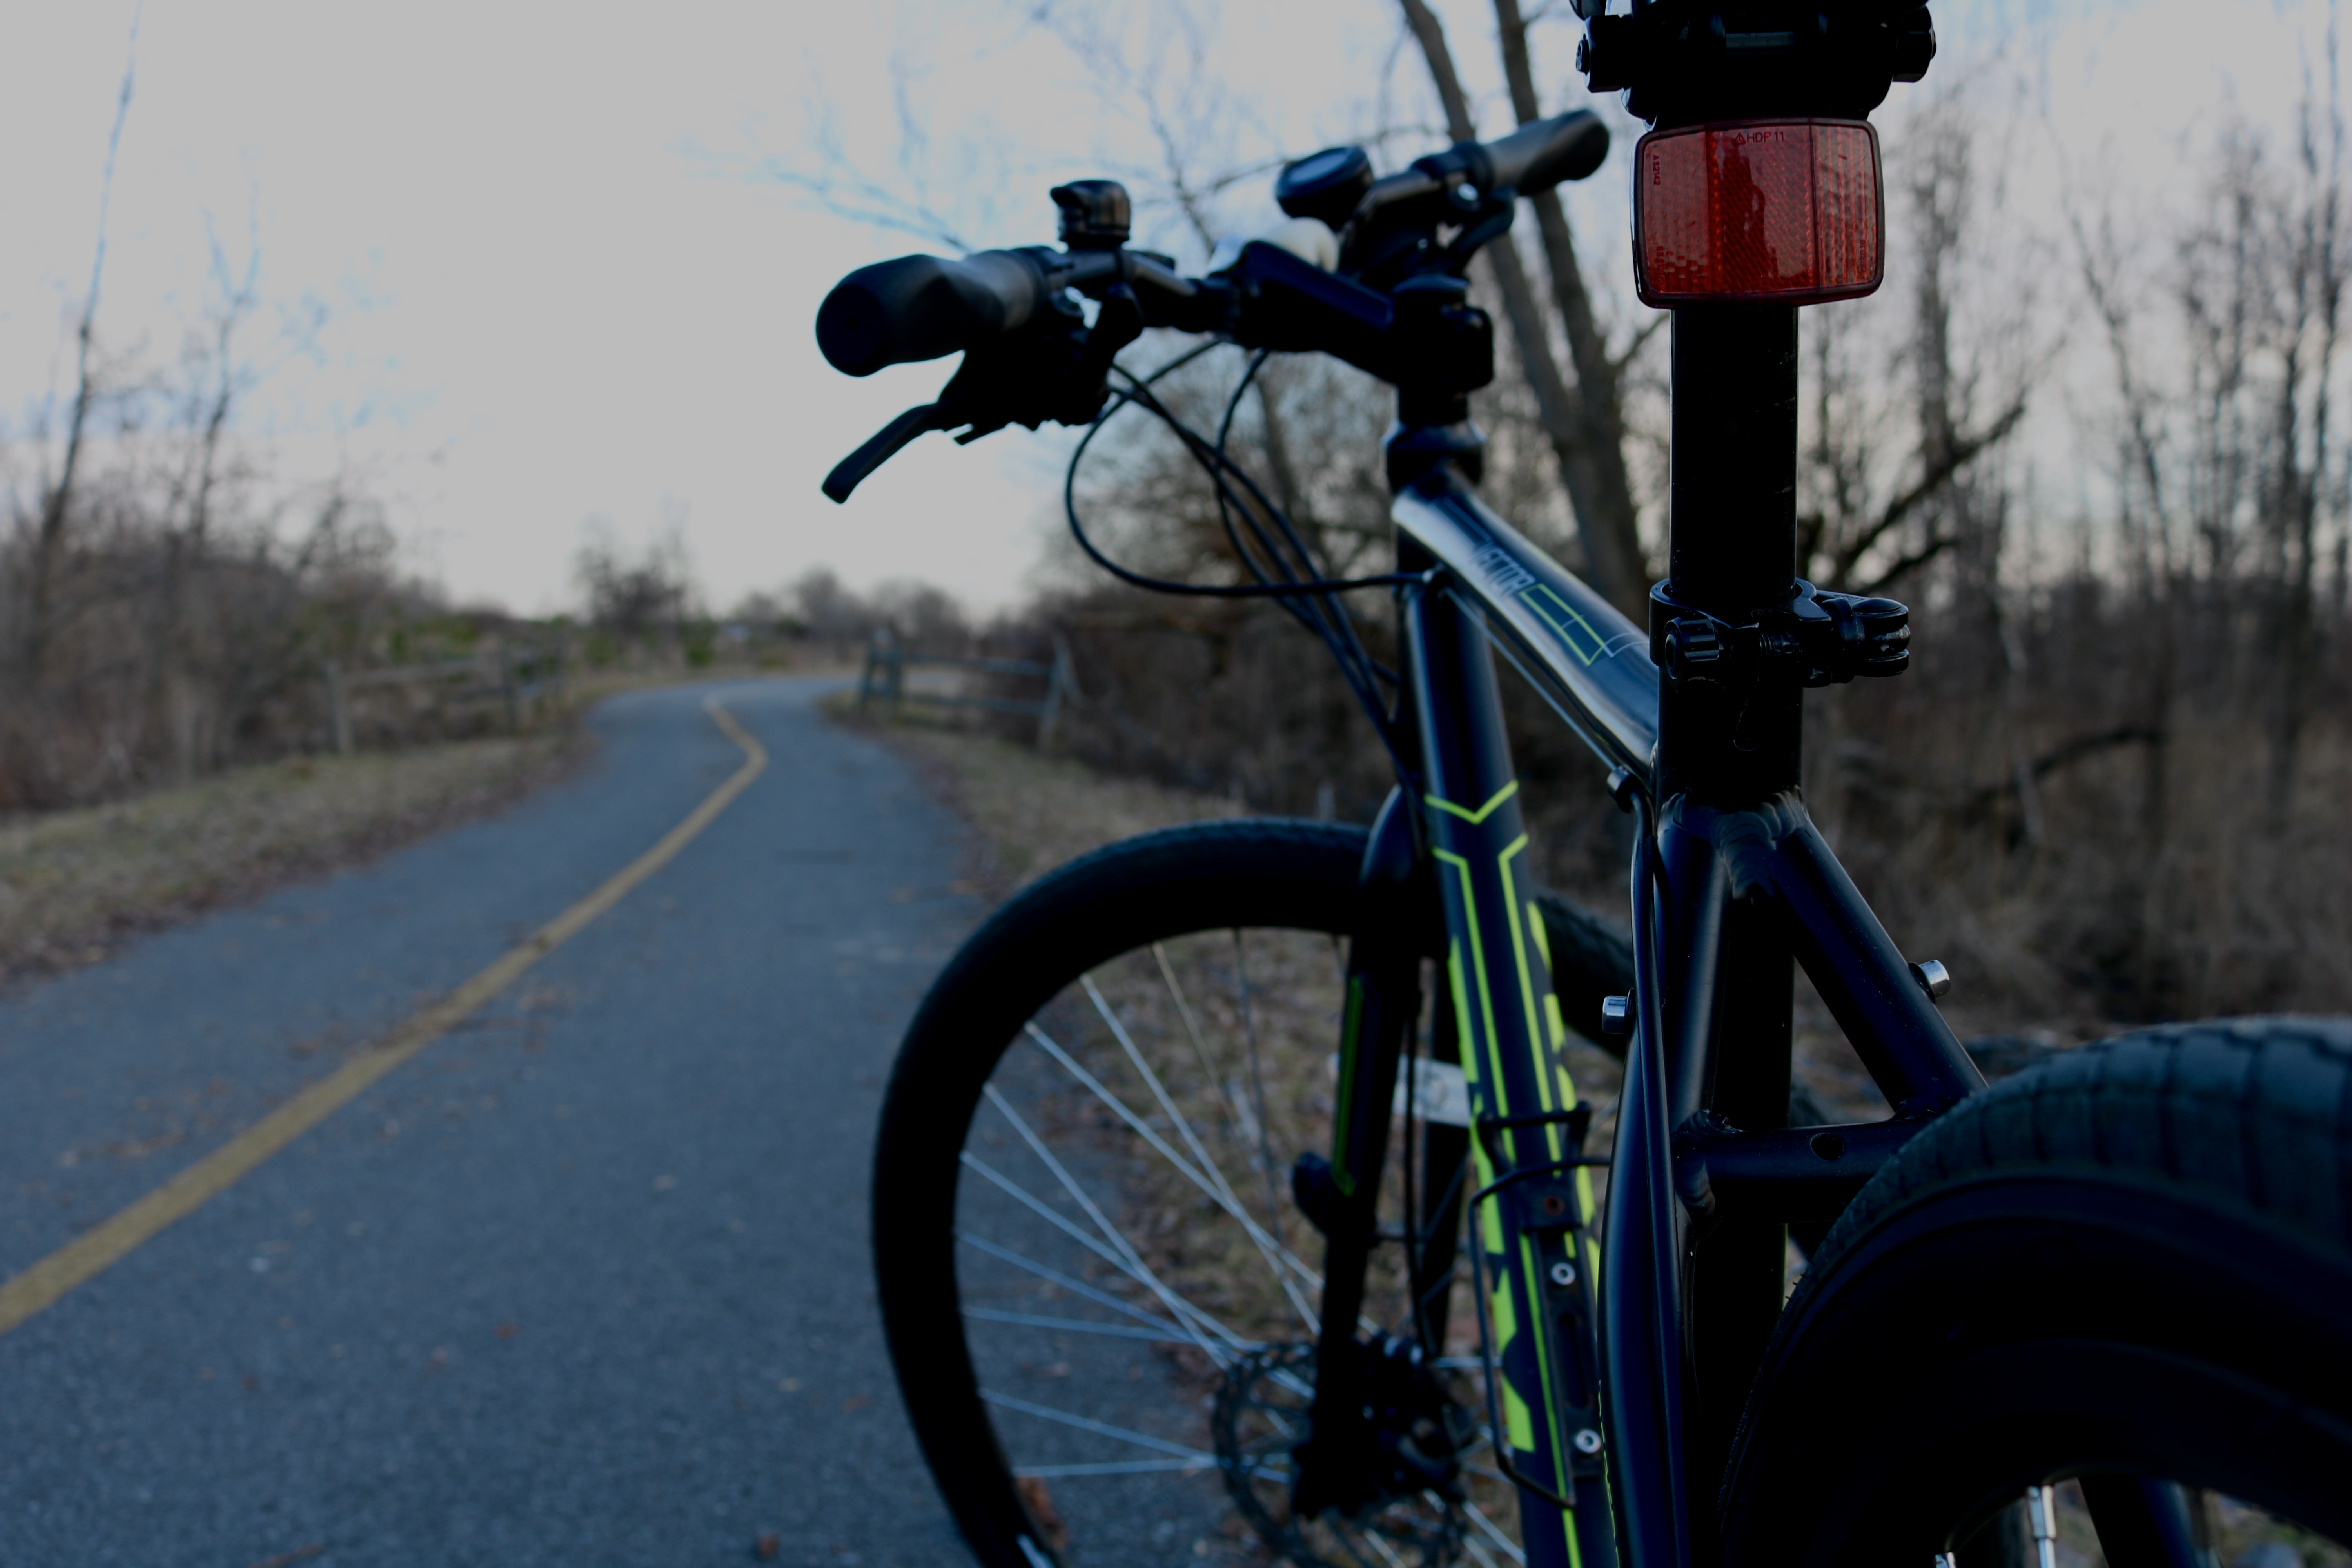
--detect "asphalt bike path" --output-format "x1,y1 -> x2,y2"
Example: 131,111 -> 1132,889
0,678 -> 980,1566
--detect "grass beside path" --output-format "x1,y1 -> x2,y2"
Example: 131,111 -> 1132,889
855,714 -> 1247,894
0,732 -> 585,984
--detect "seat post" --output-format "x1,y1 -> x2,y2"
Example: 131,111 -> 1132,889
1657,304 -> 1803,806
1657,301 -> 1805,1497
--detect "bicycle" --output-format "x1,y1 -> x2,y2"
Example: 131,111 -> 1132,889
813,15 -> 2352,1565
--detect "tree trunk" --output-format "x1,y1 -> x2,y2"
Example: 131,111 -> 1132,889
1490,0 -> 1650,610
1396,0 -> 1649,617
28,345 -> 95,683
30,24 -> 139,683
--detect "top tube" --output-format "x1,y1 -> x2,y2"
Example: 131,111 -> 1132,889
1393,477 -> 1660,787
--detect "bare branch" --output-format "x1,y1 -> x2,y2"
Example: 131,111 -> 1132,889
1832,395 -> 2029,582
1858,532 -> 1959,595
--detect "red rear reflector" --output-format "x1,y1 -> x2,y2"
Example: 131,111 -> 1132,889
1633,119 -> 1883,306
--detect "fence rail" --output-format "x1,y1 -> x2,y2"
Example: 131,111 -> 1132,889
856,629 -> 1076,748
321,643 -> 567,755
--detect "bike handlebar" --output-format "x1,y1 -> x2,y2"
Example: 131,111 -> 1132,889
816,112 -> 1608,381
813,111 -> 1610,495
815,249 -> 1053,378
817,245 -> 1203,378
1423,111 -> 1611,200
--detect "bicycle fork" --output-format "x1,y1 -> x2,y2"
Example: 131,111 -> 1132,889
1294,579 -> 1617,1568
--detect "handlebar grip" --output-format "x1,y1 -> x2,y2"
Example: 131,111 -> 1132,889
1450,110 -> 1612,197
815,249 -> 1049,378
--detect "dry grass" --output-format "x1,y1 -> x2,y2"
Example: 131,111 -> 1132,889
0,730 -> 586,982
839,702 -> 1248,891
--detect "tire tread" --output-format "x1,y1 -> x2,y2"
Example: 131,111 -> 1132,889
1795,1017 -> 2352,1313
1722,1016 -> 2352,1562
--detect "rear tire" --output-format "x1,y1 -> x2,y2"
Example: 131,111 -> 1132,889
1718,1017 -> 2352,1564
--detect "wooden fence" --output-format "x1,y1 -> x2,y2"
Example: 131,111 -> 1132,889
855,628 -> 1076,748
321,643 -> 567,755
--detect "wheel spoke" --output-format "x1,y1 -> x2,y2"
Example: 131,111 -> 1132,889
1080,975 -> 1323,1330
1231,930 -> 1289,1225
1022,1023 -> 1218,1192
1154,942 -> 1291,1245
980,1083 -> 1248,1361
1466,1501 -> 1526,1564
979,1388 -> 1217,1464
1022,1022 -> 1321,1303
962,1307 -> 1196,1343
1237,1416 -> 1303,1447
1012,1459 -> 1214,1477
960,1152 -> 1174,1305
1150,942 -> 1240,1131
951,1231 -> 1191,1339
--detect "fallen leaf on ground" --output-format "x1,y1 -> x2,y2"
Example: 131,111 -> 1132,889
243,1544 -> 324,1568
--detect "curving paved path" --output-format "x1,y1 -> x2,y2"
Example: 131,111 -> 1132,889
0,679 -> 979,1567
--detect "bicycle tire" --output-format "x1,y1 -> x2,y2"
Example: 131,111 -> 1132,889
1717,1016 -> 2352,1564
872,818 -> 1627,1568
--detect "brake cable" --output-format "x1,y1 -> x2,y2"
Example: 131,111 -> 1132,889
1062,367 -> 1417,602
1062,346 -> 1416,774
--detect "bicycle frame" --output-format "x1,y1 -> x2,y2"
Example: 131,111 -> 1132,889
1308,328 -> 1986,1566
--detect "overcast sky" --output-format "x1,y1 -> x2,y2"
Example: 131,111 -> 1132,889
0,0 -> 2330,616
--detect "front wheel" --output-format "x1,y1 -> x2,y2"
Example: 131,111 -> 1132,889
872,818 -> 1626,1568
1718,1017 -> 2352,1565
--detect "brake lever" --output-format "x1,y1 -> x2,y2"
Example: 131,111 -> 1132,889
823,289 -> 1133,504
821,402 -> 950,504
1070,284 -> 1145,391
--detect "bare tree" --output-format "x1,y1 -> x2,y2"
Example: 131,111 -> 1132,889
574,516 -> 697,653
1397,0 -> 1650,615
1796,82 -> 2036,599
2069,60 -> 2348,832
2257,50 -> 2346,824
1489,0 -> 1650,606
27,6 -> 142,681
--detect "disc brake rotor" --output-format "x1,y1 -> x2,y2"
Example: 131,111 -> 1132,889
1212,1341 -> 1470,1568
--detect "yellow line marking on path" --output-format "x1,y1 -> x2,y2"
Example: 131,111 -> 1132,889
0,695 -> 769,1338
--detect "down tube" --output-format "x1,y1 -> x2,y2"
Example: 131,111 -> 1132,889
1401,583 -> 1616,1568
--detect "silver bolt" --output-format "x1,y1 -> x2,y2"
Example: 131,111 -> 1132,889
1549,1260 -> 1577,1287
1909,958 -> 1952,1000
1599,995 -> 1632,1036
1572,1428 -> 1603,1455
2027,1485 -> 2058,1568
